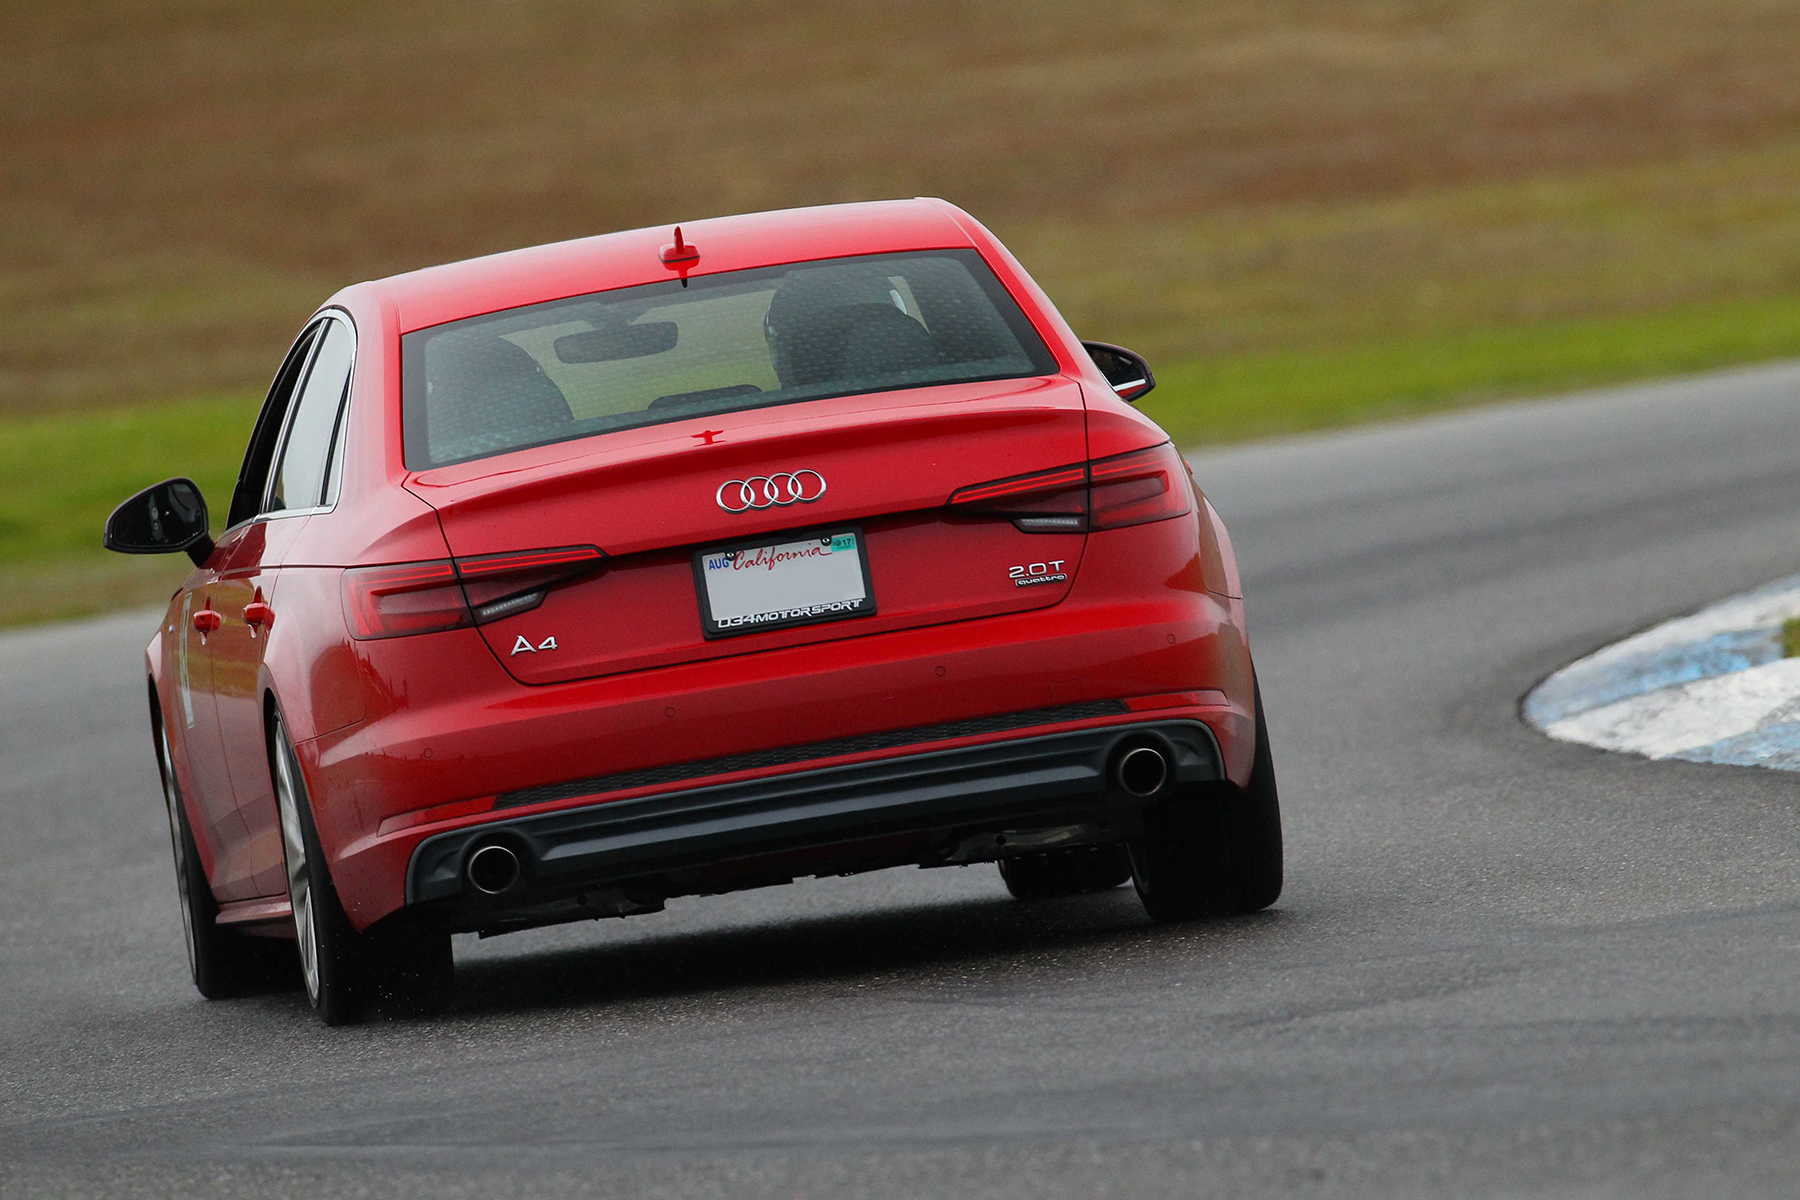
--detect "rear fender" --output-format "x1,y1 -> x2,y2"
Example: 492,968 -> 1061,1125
1070,514 -> 1256,784
255,567 -> 364,746
1197,494 -> 1242,600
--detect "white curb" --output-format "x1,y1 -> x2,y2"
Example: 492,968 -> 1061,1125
1525,573 -> 1800,768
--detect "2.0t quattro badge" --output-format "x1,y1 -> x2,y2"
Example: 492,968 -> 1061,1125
716,470 -> 827,512
1010,560 -> 1068,587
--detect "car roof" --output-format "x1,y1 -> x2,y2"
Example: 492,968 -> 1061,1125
363,198 -> 981,335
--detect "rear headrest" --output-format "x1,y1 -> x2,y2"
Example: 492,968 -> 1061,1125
426,334 -> 574,462
764,266 -> 939,388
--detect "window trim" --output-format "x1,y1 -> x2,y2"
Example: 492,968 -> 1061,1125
318,314 -> 358,512
262,311 -> 358,519
225,320 -> 325,532
225,309 -> 358,536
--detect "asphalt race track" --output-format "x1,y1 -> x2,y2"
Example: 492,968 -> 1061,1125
7,362 -> 1800,1199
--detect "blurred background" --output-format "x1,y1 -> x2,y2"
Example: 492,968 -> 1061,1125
4,0 -> 1799,626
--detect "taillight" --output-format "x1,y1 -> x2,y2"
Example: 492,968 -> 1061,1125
342,545 -> 605,640
947,463 -> 1088,532
455,545 -> 606,623
342,560 -> 469,640
947,443 -> 1191,533
1088,443 -> 1191,530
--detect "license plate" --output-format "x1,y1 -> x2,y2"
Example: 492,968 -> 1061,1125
693,527 -> 876,638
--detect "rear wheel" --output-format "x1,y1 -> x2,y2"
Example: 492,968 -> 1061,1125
270,710 -> 453,1023
1129,680 -> 1284,922
998,845 -> 1132,900
271,710 -> 373,1024
154,718 -> 291,999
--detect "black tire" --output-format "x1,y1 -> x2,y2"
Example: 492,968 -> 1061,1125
153,711 -> 292,999
998,844 -> 1133,900
270,708 -> 454,1022
1128,679 -> 1284,922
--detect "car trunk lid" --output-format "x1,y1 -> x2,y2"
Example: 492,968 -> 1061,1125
404,377 -> 1090,684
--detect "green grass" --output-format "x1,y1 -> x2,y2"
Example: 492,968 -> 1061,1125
1141,293 -> 1800,445
1782,618 -> 1800,660
0,394 -> 258,626
8,290 -> 1797,629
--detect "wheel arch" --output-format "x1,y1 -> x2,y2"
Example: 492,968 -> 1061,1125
253,566 -> 366,745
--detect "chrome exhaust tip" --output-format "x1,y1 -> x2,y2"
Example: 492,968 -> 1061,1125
466,842 -> 522,896
1115,745 -> 1170,798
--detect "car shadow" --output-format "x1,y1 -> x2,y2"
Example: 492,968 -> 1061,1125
435,882 -> 1290,1021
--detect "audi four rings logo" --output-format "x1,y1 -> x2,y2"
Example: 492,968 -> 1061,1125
716,470 -> 828,512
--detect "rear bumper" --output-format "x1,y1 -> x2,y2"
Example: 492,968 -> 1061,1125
407,717 -> 1222,914
301,517 -> 1256,928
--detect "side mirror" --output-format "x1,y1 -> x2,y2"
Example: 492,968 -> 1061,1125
1083,341 -> 1155,402
104,478 -> 215,567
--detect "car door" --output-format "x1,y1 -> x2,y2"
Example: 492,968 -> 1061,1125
167,563 -> 270,901
210,315 -> 356,895
171,324 -> 319,900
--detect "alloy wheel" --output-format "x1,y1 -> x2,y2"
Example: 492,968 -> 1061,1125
270,719 -> 321,1004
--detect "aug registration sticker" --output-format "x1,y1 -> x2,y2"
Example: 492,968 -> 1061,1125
694,528 -> 875,638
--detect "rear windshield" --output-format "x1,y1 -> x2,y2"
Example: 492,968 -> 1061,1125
401,249 -> 1059,469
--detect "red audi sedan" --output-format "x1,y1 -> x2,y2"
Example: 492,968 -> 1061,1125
106,199 -> 1281,1024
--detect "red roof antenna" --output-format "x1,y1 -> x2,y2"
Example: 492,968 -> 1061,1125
660,226 -> 700,267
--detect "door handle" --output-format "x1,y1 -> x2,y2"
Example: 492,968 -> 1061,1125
192,607 -> 222,644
